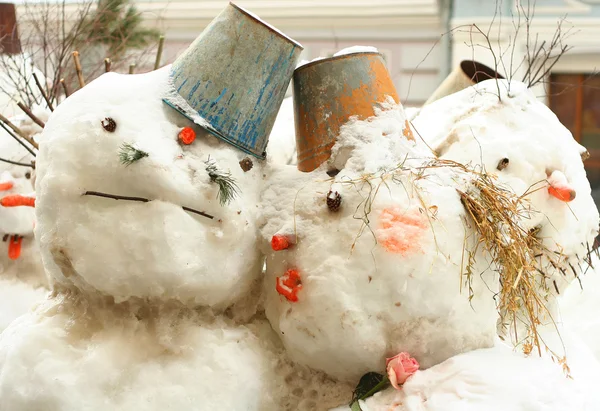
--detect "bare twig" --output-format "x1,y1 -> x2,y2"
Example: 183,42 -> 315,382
72,51 -> 85,88
60,78 -> 70,97
0,122 -> 36,157
154,35 -> 165,70
104,58 -> 111,73
0,157 -> 34,168
17,102 -> 46,129
82,190 -> 215,220
0,113 -> 38,149
32,73 -> 54,111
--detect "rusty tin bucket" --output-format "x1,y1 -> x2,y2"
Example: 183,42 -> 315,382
163,2 -> 303,159
424,60 -> 504,106
0,3 -> 21,54
293,52 -> 399,172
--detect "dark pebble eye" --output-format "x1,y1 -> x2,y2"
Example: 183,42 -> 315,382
101,117 -> 117,132
25,172 -> 31,179
497,158 -> 509,171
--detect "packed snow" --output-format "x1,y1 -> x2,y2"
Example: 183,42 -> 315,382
333,46 -> 379,57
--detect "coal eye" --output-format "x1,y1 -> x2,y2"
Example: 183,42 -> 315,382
25,172 -> 31,179
497,158 -> 509,171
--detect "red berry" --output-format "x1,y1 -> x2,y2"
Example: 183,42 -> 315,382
271,234 -> 290,251
275,269 -> 302,302
8,235 -> 22,260
179,127 -> 196,145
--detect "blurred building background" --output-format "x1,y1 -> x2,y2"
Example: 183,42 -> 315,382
3,0 -> 600,201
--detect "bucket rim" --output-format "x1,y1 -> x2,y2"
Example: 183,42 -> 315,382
294,51 -> 384,73
229,2 -> 304,49
163,98 -> 266,159
459,60 -> 505,82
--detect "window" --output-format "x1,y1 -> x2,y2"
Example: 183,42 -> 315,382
549,73 -> 600,207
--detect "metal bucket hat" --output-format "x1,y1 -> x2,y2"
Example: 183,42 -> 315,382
293,52 -> 400,172
163,2 -> 303,159
424,60 -> 504,106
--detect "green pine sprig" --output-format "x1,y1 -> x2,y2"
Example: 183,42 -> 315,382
205,157 -> 240,206
350,372 -> 390,411
119,142 -> 148,166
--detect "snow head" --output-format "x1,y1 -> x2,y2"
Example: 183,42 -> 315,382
260,101 -> 500,382
35,68 -> 264,308
413,79 -> 599,298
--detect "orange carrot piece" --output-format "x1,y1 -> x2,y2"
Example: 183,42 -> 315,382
271,234 -> 290,251
0,194 -> 35,208
548,186 -> 576,202
0,181 -> 14,191
276,269 -> 302,302
8,235 -> 22,260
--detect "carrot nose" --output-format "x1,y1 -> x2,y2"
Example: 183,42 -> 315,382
0,194 -> 35,208
8,235 -> 22,260
548,185 -> 576,202
0,181 -> 14,191
547,170 -> 576,202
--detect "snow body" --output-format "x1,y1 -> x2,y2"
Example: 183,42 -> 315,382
35,67 -> 263,308
412,80 -> 599,318
259,102 -> 499,382
0,294 -> 350,411
560,253 -> 600,361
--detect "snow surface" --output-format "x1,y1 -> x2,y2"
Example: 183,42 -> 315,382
0,278 -> 46,331
0,296 -> 351,411
560,253 -> 600,361
333,46 -> 379,57
332,332 -> 600,411
35,67 -> 264,308
259,100 -> 500,382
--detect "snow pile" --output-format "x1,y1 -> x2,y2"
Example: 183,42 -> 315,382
35,67 -> 264,308
259,100 -> 499,382
333,46 -> 378,57
0,278 -> 46,330
560,253 -> 600,360
0,293 -> 351,411
333,332 -> 600,411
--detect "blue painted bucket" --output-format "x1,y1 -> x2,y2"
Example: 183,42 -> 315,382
163,2 -> 303,159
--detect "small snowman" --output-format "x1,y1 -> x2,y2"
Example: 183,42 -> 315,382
259,51 -> 502,383
0,169 -> 47,331
0,5 -> 351,411
412,79 -> 599,343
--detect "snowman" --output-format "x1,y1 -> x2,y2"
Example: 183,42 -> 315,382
0,5 -> 354,411
0,167 -> 47,331
259,50 -> 506,383
412,79 -> 599,343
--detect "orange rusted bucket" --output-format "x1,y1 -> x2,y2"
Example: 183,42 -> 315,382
293,52 -> 399,172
